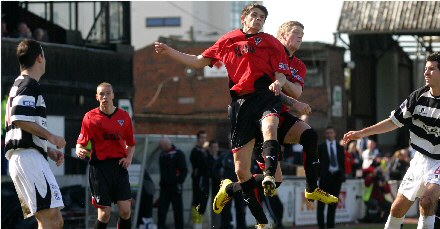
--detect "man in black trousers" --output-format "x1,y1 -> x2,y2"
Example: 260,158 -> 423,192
317,126 -> 346,229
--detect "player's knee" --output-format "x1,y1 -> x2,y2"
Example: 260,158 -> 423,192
99,207 -> 113,222
54,216 -> 64,229
419,196 -> 436,213
299,128 -> 318,148
119,205 -> 131,219
235,167 -> 250,182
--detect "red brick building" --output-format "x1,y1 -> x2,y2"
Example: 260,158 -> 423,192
133,37 -> 347,145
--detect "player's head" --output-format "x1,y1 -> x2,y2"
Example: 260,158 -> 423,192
96,82 -> 114,106
16,39 -> 45,74
277,21 -> 304,53
241,3 -> 268,33
424,52 -> 440,88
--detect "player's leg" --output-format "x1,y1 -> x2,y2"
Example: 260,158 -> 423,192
116,200 -> 132,229
417,182 -> 440,228
115,162 -> 133,229
281,116 -> 337,204
8,150 -> 64,229
283,121 -> 318,191
260,114 -> 280,196
234,140 -> 269,225
34,208 -> 64,229
384,193 -> 414,229
89,162 -> 114,228
96,207 -> 112,228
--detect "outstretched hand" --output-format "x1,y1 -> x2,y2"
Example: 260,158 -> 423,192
154,42 -> 170,55
342,131 -> 363,145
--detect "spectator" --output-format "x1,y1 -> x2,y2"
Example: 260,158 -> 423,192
361,139 -> 381,169
356,137 -> 368,153
361,158 -> 393,223
208,140 -> 224,228
2,22 -> 9,37
347,141 -> 362,178
344,141 -> 356,179
158,137 -> 188,229
317,126 -> 346,229
189,130 -> 210,229
13,22 -> 32,39
33,28 -> 48,42
388,149 -> 410,180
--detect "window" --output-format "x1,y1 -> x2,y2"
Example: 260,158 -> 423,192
146,17 -> 181,27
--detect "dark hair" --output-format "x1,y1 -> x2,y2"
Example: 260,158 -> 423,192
325,126 -> 334,130
427,52 -> 440,69
209,140 -> 218,147
16,39 -> 43,70
197,130 -> 207,139
241,3 -> 268,19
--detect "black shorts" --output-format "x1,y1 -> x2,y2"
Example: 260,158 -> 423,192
229,92 -> 281,151
89,158 -> 132,208
254,112 -> 302,165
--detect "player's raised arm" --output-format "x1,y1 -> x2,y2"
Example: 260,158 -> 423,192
154,42 -> 212,68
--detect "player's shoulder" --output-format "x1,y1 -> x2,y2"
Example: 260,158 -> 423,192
116,107 -> 131,117
409,86 -> 430,100
15,76 -> 40,94
85,108 -> 100,117
219,29 -> 243,40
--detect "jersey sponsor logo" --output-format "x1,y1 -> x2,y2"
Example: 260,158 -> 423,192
291,67 -> 298,76
435,166 -> 440,174
422,124 -> 440,137
418,107 -> 428,116
278,63 -> 289,70
103,133 -> 121,140
22,100 -> 35,107
293,74 -> 304,83
255,37 -> 262,46
117,120 -> 125,126
234,44 -> 256,57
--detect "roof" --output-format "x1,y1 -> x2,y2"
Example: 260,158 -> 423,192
337,1 -> 440,35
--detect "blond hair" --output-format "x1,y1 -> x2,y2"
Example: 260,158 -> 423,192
277,21 -> 304,39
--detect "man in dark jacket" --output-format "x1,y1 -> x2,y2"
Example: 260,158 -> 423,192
317,126 -> 346,229
158,138 -> 188,229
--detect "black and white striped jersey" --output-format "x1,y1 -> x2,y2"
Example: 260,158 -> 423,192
5,75 -> 48,159
390,86 -> 440,160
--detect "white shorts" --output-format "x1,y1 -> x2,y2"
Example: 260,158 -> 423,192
8,148 -> 64,218
398,151 -> 440,201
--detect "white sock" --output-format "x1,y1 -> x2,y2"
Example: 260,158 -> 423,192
384,215 -> 405,229
417,215 -> 435,229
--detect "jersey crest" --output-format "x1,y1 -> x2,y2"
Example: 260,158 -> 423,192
255,37 -> 262,46
117,120 -> 125,126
